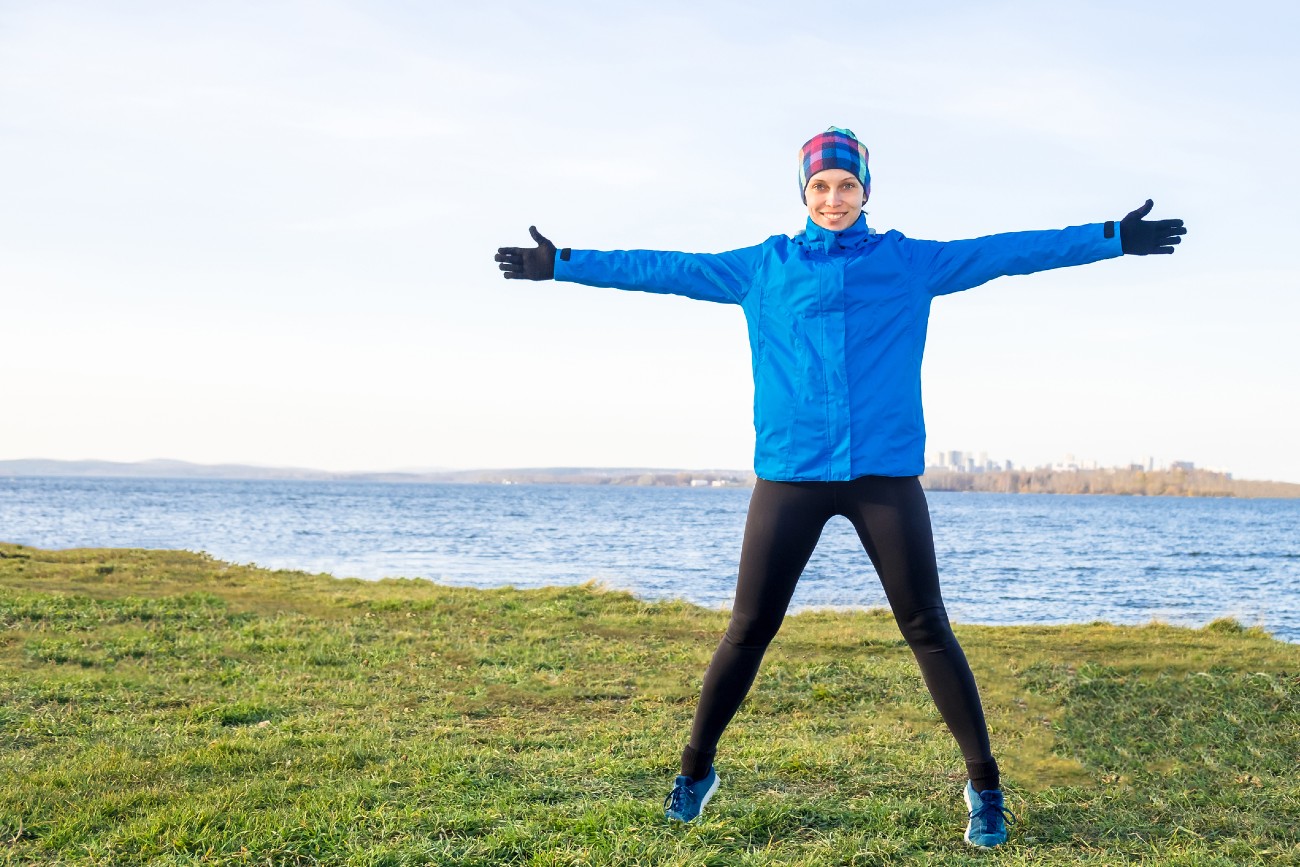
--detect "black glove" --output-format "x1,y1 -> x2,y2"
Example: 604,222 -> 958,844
1115,199 -> 1186,255
496,226 -> 559,280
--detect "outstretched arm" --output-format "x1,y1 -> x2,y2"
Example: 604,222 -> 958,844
495,226 -> 762,305
917,199 -> 1188,297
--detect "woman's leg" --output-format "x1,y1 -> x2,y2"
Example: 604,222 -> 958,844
839,475 -> 999,792
680,479 -> 832,779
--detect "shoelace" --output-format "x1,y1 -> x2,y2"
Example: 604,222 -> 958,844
663,782 -> 693,814
970,792 -> 1017,834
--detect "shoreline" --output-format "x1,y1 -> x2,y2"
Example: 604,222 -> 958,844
4,542 -> 1296,645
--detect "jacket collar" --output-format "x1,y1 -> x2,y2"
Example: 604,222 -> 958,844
796,212 -> 874,255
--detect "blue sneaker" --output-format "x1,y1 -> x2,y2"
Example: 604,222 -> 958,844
664,768 -> 720,822
964,782 -> 1014,848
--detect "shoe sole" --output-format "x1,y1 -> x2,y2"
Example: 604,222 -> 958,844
694,771 -> 720,820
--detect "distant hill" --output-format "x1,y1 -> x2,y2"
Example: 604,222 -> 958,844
0,459 -> 345,481
0,459 -> 753,487
415,467 -> 755,486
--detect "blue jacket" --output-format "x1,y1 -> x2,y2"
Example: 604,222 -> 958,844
554,213 -> 1122,481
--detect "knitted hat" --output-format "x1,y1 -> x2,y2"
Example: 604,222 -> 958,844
798,126 -> 870,204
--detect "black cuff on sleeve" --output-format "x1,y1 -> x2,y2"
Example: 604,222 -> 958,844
560,248 -> 571,261
1104,221 -> 1115,239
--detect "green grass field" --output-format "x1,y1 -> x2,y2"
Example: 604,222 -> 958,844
1,541 -> 1296,866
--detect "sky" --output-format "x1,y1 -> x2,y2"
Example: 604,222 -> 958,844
2,0 -> 1298,482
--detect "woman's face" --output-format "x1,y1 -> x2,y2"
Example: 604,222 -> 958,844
805,169 -> 866,231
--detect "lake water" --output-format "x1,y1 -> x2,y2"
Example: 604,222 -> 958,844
2,477 -> 1297,642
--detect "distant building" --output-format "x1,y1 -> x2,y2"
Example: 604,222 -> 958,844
926,449 -> 1015,473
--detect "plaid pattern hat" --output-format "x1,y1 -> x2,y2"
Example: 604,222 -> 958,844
798,126 -> 870,204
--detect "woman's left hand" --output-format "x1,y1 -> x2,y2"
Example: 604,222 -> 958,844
1120,200 -> 1187,255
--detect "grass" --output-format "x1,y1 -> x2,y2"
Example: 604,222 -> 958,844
1,541 -> 1297,866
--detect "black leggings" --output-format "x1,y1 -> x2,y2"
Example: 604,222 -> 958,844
686,475 -> 994,773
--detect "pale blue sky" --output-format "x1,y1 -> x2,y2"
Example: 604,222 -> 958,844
3,1 -> 1298,481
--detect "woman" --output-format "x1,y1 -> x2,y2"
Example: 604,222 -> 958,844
495,127 -> 1185,848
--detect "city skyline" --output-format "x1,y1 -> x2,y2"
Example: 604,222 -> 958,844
926,450 -> 1225,476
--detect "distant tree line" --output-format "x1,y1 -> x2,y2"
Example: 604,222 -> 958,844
920,467 -> 1300,498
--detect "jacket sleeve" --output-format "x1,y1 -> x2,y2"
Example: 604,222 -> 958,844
553,243 -> 765,305
906,223 -> 1123,297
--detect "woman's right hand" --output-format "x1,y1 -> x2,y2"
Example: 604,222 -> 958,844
496,226 -> 557,280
